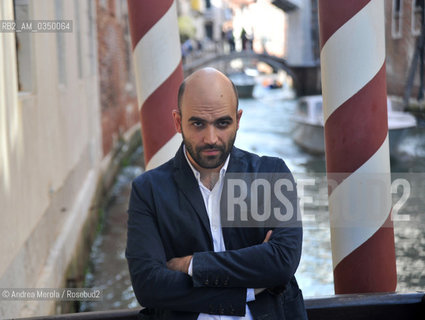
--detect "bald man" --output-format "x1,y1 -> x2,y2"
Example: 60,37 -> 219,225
126,68 -> 307,320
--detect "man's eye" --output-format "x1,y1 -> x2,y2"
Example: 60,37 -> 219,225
193,122 -> 204,128
217,121 -> 230,128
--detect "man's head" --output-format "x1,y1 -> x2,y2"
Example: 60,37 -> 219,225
173,67 -> 242,172
177,71 -> 239,114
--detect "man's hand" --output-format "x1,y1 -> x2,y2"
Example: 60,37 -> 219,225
263,230 -> 272,243
167,255 -> 193,274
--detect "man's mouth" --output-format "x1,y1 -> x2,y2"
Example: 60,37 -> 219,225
202,149 -> 220,156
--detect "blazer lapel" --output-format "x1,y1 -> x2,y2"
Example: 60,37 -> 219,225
226,147 -> 247,173
173,145 -> 213,249
221,147 -> 248,250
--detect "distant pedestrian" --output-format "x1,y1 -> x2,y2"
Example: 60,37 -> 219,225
181,39 -> 193,63
226,29 -> 235,52
241,28 -> 248,50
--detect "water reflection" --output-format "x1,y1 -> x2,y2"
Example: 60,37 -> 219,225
82,96 -> 425,311
391,126 -> 425,172
235,98 -> 326,174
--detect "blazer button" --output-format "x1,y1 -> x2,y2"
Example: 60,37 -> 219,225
230,305 -> 235,315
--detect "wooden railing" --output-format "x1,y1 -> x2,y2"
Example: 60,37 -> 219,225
21,292 -> 425,320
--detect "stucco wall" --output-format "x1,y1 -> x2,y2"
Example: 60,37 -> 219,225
0,0 -> 102,317
285,0 -> 315,66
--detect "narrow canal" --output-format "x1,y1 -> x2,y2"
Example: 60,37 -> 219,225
80,93 -> 425,312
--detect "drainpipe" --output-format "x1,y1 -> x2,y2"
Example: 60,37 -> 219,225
318,0 -> 397,293
127,0 -> 183,170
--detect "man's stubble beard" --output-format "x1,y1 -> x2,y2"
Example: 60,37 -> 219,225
182,131 -> 237,169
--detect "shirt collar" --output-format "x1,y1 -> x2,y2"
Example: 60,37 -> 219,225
183,145 -> 230,182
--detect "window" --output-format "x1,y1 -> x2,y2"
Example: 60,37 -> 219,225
412,0 -> 423,36
74,0 -> 83,78
55,0 -> 67,85
99,0 -> 108,10
13,0 -> 33,92
122,3 -> 135,91
115,0 -> 123,19
298,101 -> 308,116
315,101 -> 323,118
88,0 -> 96,76
392,0 -> 403,39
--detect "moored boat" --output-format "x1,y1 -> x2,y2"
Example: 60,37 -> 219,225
228,72 -> 256,98
292,95 -> 417,156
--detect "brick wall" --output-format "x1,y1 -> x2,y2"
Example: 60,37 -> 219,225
385,0 -> 422,98
96,0 -> 139,156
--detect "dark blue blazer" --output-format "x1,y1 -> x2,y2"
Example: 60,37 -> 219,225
126,145 -> 307,320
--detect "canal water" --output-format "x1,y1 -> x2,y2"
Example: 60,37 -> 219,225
80,93 -> 425,312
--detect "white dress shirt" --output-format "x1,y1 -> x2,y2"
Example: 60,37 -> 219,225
184,148 -> 255,320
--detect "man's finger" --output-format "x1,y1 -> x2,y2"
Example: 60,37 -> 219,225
166,258 -> 175,270
263,230 -> 272,243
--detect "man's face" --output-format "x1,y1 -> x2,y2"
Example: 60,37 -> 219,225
180,107 -> 239,169
173,72 -> 242,170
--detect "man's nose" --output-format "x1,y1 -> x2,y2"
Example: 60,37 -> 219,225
203,125 -> 218,145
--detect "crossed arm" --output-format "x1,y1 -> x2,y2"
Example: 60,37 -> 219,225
166,230 -> 273,274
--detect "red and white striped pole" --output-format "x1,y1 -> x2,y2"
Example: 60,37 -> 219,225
127,0 -> 183,170
318,0 -> 397,293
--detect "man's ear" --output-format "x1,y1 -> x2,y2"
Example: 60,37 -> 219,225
236,109 -> 243,130
172,109 -> 182,133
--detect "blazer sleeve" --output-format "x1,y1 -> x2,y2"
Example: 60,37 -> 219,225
126,177 -> 248,316
191,159 -> 302,289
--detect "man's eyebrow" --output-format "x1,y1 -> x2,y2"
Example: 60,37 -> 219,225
188,116 -> 206,122
187,116 -> 234,123
216,116 -> 233,122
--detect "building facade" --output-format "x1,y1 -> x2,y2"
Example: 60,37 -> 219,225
273,0 -> 321,95
0,0 -> 139,317
96,0 -> 139,157
0,0 -> 101,317
385,0 -> 424,103
274,0 -> 424,100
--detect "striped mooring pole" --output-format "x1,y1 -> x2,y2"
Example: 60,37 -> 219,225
127,0 -> 183,170
318,0 -> 397,293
